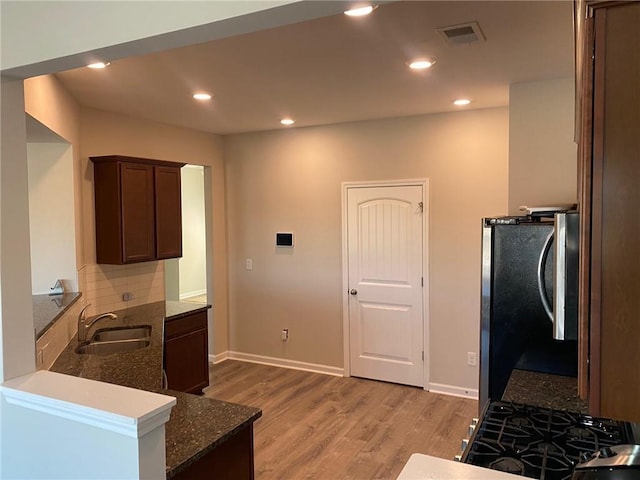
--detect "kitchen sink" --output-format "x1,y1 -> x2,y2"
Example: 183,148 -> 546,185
74,324 -> 152,355
75,338 -> 151,355
91,325 -> 152,342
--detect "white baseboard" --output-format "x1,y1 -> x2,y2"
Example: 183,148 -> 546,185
180,289 -> 206,300
209,351 -> 229,364
428,382 -> 479,400
210,354 -> 473,397
216,351 -> 344,377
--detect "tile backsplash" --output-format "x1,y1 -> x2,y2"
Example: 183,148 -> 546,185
78,262 -> 165,316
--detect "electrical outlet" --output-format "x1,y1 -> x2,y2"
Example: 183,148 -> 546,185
122,292 -> 134,301
281,328 -> 289,341
245,258 -> 253,271
467,351 -> 477,366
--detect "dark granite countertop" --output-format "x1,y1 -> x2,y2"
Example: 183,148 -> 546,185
163,390 -> 261,478
33,292 -> 82,339
502,369 -> 589,413
51,300 -> 260,476
165,300 -> 210,320
51,301 -> 166,390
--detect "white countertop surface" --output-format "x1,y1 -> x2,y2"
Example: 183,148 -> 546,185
397,454 -> 523,480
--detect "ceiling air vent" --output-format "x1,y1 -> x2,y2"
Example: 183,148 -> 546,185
436,22 -> 485,45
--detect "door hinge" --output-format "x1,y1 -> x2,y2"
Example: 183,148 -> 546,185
421,277 -> 424,287
421,351 -> 424,361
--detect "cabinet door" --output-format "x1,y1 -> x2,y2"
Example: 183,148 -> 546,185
155,166 -> 183,259
164,311 -> 209,394
165,328 -> 209,394
121,162 -> 156,263
588,2 -> 640,422
171,425 -> 254,480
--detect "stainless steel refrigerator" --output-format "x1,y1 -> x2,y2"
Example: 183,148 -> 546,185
479,213 -> 579,410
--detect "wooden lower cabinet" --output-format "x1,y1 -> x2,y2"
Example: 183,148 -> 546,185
171,425 -> 255,480
164,311 -> 209,394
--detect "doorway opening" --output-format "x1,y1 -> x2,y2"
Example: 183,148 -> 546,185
165,164 -> 208,304
26,114 -> 78,294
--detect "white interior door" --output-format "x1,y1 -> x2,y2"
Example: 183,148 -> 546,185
347,184 -> 424,387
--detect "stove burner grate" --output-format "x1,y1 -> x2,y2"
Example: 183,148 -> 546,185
464,401 -> 630,480
490,456 -> 526,475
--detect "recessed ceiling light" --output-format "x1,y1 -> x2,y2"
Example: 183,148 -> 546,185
453,99 -> 472,106
193,93 -> 212,101
87,62 -> 110,69
280,118 -> 295,126
344,5 -> 375,17
408,59 -> 435,70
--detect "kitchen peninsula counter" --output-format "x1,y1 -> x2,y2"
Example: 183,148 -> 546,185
51,300 -> 261,478
163,390 -> 260,478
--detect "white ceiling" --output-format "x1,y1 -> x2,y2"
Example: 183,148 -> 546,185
54,1 -> 574,135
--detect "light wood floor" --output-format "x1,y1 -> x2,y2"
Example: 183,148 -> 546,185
182,294 -> 207,303
204,361 -> 477,480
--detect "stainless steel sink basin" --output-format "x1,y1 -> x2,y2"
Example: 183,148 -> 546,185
91,325 -> 152,342
75,338 -> 151,355
74,324 -> 152,355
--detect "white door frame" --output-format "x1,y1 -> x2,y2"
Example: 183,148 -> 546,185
341,179 -> 430,390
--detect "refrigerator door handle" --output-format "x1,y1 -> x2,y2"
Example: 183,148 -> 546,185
537,230 -> 554,324
553,213 -> 568,340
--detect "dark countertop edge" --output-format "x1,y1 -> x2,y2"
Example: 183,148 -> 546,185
165,406 -> 262,479
34,292 -> 82,340
164,301 -> 211,321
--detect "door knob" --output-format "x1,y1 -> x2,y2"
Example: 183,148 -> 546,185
350,289 -> 358,295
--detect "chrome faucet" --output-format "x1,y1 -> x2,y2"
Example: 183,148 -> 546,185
77,304 -> 117,342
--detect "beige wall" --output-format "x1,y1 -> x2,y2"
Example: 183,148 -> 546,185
224,108 -> 509,391
27,142 -> 78,293
509,77 -> 577,214
24,75 -> 81,143
0,76 -> 36,381
78,107 -> 228,354
24,75 -> 84,271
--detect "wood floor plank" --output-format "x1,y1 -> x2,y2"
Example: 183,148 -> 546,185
205,360 -> 477,479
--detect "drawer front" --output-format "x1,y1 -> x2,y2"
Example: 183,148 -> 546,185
165,310 -> 207,339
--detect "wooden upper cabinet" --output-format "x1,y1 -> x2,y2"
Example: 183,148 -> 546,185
155,166 -> 183,259
578,1 -> 640,422
91,156 -> 185,264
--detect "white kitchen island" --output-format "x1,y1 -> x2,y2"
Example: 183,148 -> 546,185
398,454 -> 523,480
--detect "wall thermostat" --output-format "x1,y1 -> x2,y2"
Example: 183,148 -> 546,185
276,232 -> 294,247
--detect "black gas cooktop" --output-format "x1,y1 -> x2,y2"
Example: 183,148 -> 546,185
463,401 -> 633,480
